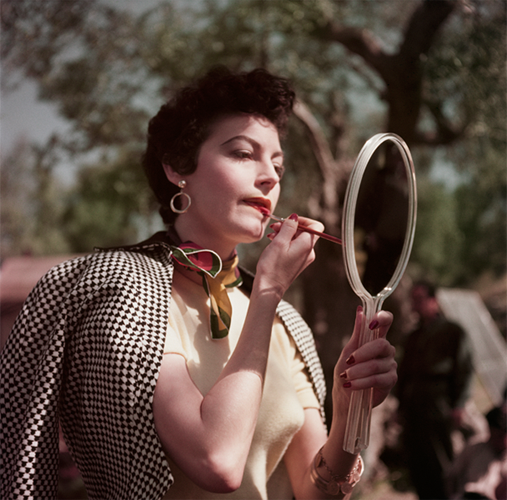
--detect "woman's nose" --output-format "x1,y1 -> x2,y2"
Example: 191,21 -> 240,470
256,159 -> 279,190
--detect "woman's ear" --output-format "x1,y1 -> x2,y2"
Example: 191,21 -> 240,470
162,162 -> 181,185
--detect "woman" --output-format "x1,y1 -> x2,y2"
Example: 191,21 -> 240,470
0,67 -> 396,500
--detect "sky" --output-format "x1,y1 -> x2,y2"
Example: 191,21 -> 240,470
1,79 -> 67,155
0,0 -> 154,144
0,0 -> 160,183
0,78 -> 87,186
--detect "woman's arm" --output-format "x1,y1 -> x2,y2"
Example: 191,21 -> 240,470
285,307 -> 397,499
152,288 -> 277,493
153,215 -> 321,493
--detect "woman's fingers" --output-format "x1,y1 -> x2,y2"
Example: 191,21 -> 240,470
335,309 -> 397,407
267,215 -> 325,241
339,336 -> 398,407
340,339 -> 396,379
256,214 -> 323,297
293,215 -> 325,235
263,214 -> 320,269
337,308 -> 392,370
369,310 -> 393,339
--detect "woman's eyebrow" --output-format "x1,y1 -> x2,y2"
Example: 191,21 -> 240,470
220,134 -> 258,147
221,135 -> 284,159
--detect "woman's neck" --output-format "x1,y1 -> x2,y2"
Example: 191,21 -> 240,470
173,219 -> 237,261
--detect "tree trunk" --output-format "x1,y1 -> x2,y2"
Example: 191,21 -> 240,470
297,0 -> 459,420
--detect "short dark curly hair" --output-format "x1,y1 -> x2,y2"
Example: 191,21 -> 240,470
142,66 -> 296,225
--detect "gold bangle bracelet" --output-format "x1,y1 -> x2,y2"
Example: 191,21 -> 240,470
309,447 -> 364,497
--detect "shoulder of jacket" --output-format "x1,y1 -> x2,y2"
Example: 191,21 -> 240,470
91,238 -> 174,273
31,244 -> 175,312
94,231 -> 172,254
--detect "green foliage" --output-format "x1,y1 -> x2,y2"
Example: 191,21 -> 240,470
411,177 -> 464,285
425,0 -> 506,135
1,0 -> 505,287
1,0 -> 96,81
421,0 -> 507,285
453,146 -> 507,284
0,139 -> 71,256
61,151 -> 162,253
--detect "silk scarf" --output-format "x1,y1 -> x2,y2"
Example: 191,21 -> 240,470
167,229 -> 243,339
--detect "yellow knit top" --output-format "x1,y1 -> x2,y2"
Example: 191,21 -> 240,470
162,269 -> 320,499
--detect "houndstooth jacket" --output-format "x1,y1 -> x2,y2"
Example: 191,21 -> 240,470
0,233 -> 326,500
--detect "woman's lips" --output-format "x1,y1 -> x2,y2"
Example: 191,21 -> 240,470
244,199 -> 271,216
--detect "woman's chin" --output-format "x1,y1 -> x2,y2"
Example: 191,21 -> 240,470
237,224 -> 268,244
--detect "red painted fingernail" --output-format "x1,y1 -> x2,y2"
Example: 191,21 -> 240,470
343,382 -> 352,388
339,371 -> 347,379
369,320 -> 379,330
289,213 -> 298,221
346,355 -> 355,365
357,305 -> 363,313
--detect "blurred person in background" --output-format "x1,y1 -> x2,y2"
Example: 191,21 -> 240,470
447,403 -> 507,500
396,280 -> 474,499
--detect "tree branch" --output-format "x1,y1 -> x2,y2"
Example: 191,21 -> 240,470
323,0 -> 460,144
292,100 -> 346,230
293,100 -> 336,180
399,0 -> 457,60
414,99 -> 469,145
323,23 -> 388,74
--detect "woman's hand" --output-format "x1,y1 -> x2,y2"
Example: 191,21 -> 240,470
333,306 -> 397,412
255,214 -> 324,300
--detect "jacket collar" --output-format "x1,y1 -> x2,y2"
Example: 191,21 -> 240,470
96,231 -> 255,293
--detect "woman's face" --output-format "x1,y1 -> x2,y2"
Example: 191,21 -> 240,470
166,113 -> 283,257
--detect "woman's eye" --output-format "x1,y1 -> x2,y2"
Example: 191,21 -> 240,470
234,150 -> 253,160
274,164 -> 285,179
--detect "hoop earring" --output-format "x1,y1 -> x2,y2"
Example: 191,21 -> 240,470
170,180 -> 191,214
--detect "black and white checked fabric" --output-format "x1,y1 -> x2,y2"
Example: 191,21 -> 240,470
276,300 -> 327,423
1,237 -> 326,499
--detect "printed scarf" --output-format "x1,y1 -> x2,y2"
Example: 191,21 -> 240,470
168,232 -> 243,339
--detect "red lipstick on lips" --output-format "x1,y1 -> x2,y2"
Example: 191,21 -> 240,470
244,199 -> 271,214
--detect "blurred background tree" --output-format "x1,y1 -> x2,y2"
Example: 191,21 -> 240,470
1,0 -> 505,410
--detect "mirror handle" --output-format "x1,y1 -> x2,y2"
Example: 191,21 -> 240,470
343,297 -> 382,454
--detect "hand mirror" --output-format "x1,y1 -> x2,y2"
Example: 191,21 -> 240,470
341,133 -> 417,454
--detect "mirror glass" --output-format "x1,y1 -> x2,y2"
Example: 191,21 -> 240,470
342,133 -> 417,306
341,133 -> 417,454
353,141 -> 410,296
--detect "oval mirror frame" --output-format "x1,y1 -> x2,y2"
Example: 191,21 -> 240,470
342,133 -> 417,304
341,133 -> 417,454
